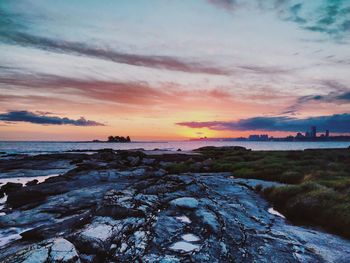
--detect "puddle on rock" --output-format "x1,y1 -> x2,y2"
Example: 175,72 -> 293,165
182,233 -> 200,242
170,241 -> 199,252
0,174 -> 59,186
175,215 -> 191,224
268,207 -> 286,219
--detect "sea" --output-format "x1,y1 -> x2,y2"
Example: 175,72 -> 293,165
0,141 -> 349,155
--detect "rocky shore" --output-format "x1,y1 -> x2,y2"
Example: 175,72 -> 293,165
0,148 -> 350,262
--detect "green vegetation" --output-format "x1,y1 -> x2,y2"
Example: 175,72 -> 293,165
162,146 -> 350,238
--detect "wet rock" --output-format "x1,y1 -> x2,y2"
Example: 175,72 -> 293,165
96,205 -> 144,219
127,156 -> 140,166
142,158 -> 155,165
49,238 -> 80,262
26,180 -> 39,186
96,190 -> 145,219
21,211 -> 92,241
144,254 -> 181,262
154,169 -> 167,177
2,238 -> 80,263
22,246 -> 49,263
170,241 -> 200,253
7,189 -> 47,208
6,181 -> 70,209
1,182 -> 23,194
170,197 -> 199,210
94,149 -> 117,161
142,181 -> 182,195
154,215 -> 185,244
1,242 -> 51,263
196,209 -> 220,233
73,223 -> 114,254
159,161 -> 173,168
131,168 -> 147,176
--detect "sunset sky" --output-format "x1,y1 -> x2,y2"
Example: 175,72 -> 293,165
1,0 -> 350,141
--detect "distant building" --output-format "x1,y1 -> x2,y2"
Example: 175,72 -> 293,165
325,130 -> 330,137
260,134 -> 269,141
296,132 -> 304,138
248,134 -> 269,141
310,126 -> 317,138
248,135 -> 260,141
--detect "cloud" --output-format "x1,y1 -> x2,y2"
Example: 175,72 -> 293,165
280,1 -> 350,39
208,0 -> 350,39
176,113 -> 350,133
0,111 -> 104,126
0,73 -> 235,106
337,92 -> 350,100
285,91 -> 350,113
282,80 -> 350,114
0,31 -> 229,75
207,0 -> 238,11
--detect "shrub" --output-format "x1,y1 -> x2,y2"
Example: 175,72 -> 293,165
280,171 -> 304,184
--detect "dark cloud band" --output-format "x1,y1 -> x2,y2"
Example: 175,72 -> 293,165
0,111 -> 104,126
176,113 -> 350,133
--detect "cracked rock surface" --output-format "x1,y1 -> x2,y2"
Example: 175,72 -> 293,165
0,150 -> 350,262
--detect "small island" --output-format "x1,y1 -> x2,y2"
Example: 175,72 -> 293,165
107,135 -> 131,143
92,136 -> 131,143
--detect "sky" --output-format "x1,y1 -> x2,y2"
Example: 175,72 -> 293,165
0,0 -> 350,141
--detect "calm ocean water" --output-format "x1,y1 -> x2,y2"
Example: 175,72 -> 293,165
0,141 -> 349,155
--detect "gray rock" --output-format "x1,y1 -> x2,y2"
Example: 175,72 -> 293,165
170,197 -> 199,210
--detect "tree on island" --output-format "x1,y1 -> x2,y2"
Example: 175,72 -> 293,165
107,135 -> 131,143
